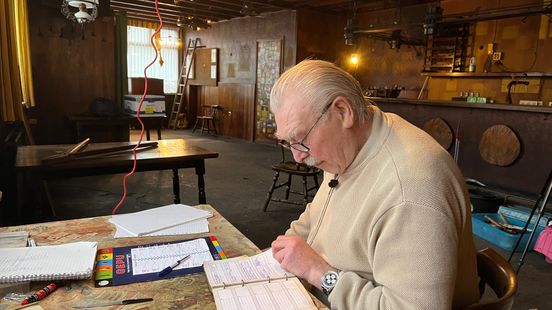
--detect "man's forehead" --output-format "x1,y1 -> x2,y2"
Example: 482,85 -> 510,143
274,93 -> 308,140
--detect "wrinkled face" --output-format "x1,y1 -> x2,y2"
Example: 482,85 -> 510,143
274,92 -> 343,174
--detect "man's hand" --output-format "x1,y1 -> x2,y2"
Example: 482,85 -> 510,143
271,235 -> 335,289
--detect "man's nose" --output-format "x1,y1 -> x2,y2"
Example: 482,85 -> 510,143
291,149 -> 308,163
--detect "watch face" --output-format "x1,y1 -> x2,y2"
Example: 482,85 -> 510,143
321,271 -> 338,294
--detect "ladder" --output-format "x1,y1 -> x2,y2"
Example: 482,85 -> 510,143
168,37 -> 201,129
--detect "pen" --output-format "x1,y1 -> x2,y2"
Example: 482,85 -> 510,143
21,281 -> 63,305
158,255 -> 190,277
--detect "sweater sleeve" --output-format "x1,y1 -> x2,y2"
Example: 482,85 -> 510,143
328,203 -> 460,309
285,202 -> 313,240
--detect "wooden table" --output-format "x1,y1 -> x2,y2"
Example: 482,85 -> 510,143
16,139 -> 218,218
66,114 -> 132,143
0,205 -> 325,309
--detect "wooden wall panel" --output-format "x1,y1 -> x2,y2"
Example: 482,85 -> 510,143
197,84 -> 254,140
376,100 -> 552,195
185,10 -> 296,142
296,9 -> 343,63
28,3 -> 115,144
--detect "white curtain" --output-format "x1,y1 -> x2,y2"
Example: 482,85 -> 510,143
127,26 -> 179,94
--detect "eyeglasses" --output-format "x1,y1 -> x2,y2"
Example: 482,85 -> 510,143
278,102 -> 332,153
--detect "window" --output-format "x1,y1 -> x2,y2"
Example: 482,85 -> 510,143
127,26 -> 180,94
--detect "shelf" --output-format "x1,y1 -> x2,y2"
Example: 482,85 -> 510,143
420,71 -> 552,77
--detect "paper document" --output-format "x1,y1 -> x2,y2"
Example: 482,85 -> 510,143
204,249 -> 316,310
112,218 -> 209,238
110,204 -> 212,236
0,241 -> 97,283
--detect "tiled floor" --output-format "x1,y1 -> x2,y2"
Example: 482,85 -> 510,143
38,129 -> 552,309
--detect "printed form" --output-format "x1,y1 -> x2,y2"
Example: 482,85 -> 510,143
131,238 -> 213,275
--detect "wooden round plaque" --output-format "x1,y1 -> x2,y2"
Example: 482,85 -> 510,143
479,124 -> 521,166
422,117 -> 453,150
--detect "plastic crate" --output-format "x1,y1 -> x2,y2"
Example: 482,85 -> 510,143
472,206 -> 549,252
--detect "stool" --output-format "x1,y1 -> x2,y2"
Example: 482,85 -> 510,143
263,147 -> 321,211
192,105 -> 222,135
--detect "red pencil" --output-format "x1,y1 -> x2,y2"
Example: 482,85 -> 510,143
21,282 -> 61,305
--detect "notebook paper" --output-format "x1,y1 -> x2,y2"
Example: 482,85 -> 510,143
112,218 -> 209,238
110,204 -> 212,236
0,241 -> 97,283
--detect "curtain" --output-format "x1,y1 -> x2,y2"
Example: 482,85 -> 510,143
115,13 -> 128,108
127,25 -> 180,93
14,0 -> 35,108
0,0 -> 34,144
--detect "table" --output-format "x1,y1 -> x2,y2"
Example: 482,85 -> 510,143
16,139 -> 218,217
66,114 -> 132,143
0,204 -> 326,309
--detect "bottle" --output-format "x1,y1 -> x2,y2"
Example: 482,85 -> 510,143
469,57 -> 476,72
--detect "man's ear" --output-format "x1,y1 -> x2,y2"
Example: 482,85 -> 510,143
332,96 -> 355,129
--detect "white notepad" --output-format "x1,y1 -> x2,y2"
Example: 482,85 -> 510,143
0,241 -> 97,283
112,218 -> 210,238
110,204 -> 212,236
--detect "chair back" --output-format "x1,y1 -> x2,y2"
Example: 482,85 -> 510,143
464,248 -> 518,310
202,105 -> 221,118
278,145 -> 319,173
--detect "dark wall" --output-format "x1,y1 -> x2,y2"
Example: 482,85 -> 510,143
296,9 -> 343,62
28,2 -> 115,144
185,10 -> 297,141
375,99 -> 552,196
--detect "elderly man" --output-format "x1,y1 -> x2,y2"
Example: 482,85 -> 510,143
270,60 -> 479,309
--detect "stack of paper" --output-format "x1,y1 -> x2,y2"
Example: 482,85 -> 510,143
110,204 -> 212,238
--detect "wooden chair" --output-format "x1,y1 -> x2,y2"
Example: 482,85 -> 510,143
464,248 -> 518,310
192,105 -> 222,135
263,146 -> 321,212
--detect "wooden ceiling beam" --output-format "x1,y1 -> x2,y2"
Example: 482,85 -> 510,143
116,0 -> 237,20
111,1 -> 233,20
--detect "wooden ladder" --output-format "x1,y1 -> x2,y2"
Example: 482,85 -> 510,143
168,37 -> 201,129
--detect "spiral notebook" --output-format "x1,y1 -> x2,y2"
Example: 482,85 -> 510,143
0,241 -> 97,283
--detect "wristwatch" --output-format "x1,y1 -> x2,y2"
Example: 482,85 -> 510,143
321,270 -> 339,296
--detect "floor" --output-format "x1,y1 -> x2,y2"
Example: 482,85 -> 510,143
28,130 -> 552,309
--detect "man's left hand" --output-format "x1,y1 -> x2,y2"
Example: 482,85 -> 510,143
271,235 -> 335,289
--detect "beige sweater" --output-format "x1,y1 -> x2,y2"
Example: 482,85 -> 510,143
286,106 -> 479,309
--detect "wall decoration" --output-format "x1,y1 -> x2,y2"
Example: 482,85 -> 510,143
255,39 -> 282,142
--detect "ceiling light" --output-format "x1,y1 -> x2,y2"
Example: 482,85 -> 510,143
61,0 -> 99,24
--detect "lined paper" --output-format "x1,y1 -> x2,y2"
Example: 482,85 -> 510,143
110,204 -> 212,236
0,242 -> 97,283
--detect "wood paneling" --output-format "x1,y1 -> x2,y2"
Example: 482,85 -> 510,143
197,83 -> 255,140
296,9 -> 343,62
376,99 -> 552,195
28,3 -> 116,144
185,10 -> 296,140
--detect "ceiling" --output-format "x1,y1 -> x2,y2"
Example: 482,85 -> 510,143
106,0 -> 436,27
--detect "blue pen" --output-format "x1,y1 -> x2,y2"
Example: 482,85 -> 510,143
158,255 -> 190,277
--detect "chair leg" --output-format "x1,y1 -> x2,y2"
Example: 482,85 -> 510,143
192,118 -> 200,133
313,173 -> 320,189
264,171 -> 280,212
302,176 -> 309,205
284,174 -> 292,199
212,119 -> 218,135
201,118 -> 206,135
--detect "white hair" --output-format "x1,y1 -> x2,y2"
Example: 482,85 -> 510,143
270,60 -> 371,123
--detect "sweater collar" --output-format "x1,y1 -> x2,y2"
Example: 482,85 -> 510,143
342,105 -> 392,175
